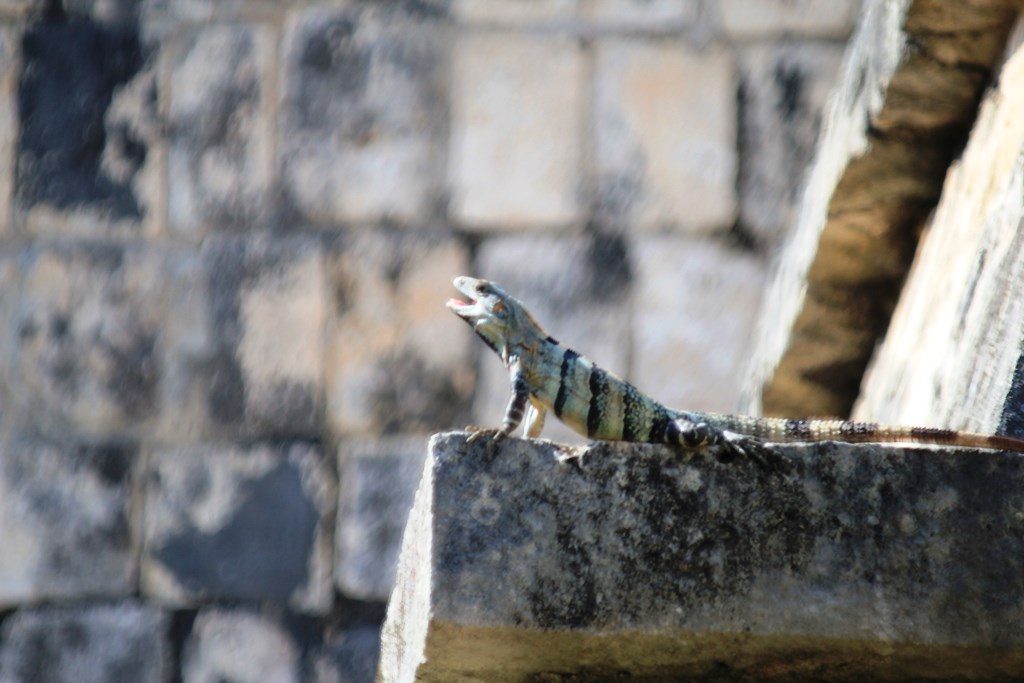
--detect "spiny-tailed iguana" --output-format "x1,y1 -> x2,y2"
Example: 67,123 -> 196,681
447,276 -> 1024,465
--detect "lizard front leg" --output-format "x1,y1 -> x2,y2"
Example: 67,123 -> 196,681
467,357 -> 530,451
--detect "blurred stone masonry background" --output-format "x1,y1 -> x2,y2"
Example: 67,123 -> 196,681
0,0 -> 854,681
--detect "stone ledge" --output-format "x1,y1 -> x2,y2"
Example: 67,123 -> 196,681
379,432 -> 1024,682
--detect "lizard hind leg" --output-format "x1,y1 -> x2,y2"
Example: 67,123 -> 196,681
524,402 -> 546,438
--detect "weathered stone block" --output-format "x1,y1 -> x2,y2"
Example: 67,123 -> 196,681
718,0 -> 857,38
336,437 -> 429,600
738,41 -> 845,244
380,433 -> 1024,682
854,33 -> 1024,433
594,38 -> 736,233
473,234 -> 633,443
581,0 -> 698,29
168,24 -> 274,235
142,442 -> 335,613
325,231 -> 472,437
449,32 -> 584,229
631,235 -> 766,414
16,15 -> 160,236
0,602 -> 168,683
452,0 -> 576,23
182,609 -> 300,683
203,236 -> 326,438
10,244 -> 166,434
0,438 -> 136,606
280,3 -> 447,225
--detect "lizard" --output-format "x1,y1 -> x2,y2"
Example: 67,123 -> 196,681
446,275 -> 1024,466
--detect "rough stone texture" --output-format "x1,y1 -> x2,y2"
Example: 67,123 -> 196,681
718,0 -> 858,38
0,26 -> 15,233
16,13 -> 161,237
449,32 -> 584,229
0,438 -> 136,606
581,0 -> 699,29
182,609 -> 300,683
279,3 -> 447,226
0,602 -> 168,683
594,38 -> 736,233
142,442 -> 335,613
631,235 -> 765,414
8,244 -> 169,435
326,231 -> 473,438
738,41 -> 845,245
167,23 -> 273,235
473,234 -> 633,444
380,432 -> 1024,682
203,236 -> 326,438
336,437 -> 429,601
853,28 -> 1024,434
742,0 -> 1020,418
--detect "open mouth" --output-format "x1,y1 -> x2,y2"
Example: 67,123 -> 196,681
446,277 -> 479,318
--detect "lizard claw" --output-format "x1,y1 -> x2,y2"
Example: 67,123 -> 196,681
465,427 -> 507,457
721,433 -> 792,473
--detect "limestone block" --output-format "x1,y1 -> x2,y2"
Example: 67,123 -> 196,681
182,609 -> 300,683
0,26 -> 16,233
142,442 -> 335,613
472,234 -> 633,443
16,17 -> 161,237
452,0 -> 575,23
308,624 -> 381,683
280,4 -> 447,225
631,235 -> 766,414
168,24 -> 274,235
380,433 -> 1024,682
741,0 -> 1018,418
203,236 -> 326,438
738,41 -> 845,245
0,439 -> 136,606
0,602 -> 168,683
854,32 -> 1024,433
0,1 -> 32,19
581,0 -> 699,29
718,0 -> 857,38
10,245 -> 167,435
326,231 -> 473,437
594,38 -> 736,233
336,437 -> 429,601
449,32 -> 584,229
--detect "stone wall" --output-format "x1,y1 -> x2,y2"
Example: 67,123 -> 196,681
0,1 -> 852,681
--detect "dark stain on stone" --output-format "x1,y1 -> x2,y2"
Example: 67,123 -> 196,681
774,60 -> 806,120
583,232 -> 632,303
368,349 -> 472,434
204,245 -> 247,424
80,443 -> 132,487
155,460 -> 320,602
17,16 -> 147,219
998,347 -> 1024,439
103,331 -> 158,418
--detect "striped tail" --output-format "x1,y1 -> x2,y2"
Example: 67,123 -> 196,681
700,414 -> 1024,453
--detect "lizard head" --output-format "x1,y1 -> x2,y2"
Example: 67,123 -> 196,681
447,276 -> 542,363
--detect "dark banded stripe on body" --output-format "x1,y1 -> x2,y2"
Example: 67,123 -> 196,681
586,367 -> 611,438
621,384 -> 647,442
553,348 -> 579,419
909,426 -> 957,443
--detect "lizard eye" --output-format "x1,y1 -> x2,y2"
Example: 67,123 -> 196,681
475,283 -> 490,296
